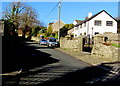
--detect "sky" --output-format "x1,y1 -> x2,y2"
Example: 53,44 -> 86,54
1,1 -> 119,26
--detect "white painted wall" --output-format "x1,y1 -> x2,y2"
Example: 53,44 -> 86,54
73,21 -> 77,25
74,11 -> 117,38
88,11 -> 117,35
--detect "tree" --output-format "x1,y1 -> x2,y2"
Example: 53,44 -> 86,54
39,27 -> 47,33
3,2 -> 26,32
4,20 -> 15,37
2,2 -> 40,37
47,25 -> 53,36
60,24 -> 74,37
31,26 -> 41,37
19,6 -> 40,36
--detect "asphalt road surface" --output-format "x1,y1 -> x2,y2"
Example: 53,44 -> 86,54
2,41 -> 120,86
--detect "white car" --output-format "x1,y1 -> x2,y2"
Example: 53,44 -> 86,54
39,39 -> 48,45
47,37 -> 59,47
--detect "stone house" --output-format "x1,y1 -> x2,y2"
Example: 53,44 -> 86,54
69,10 -> 117,38
48,20 -> 65,33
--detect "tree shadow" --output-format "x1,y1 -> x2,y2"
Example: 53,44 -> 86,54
2,37 -> 59,73
40,62 -> 120,86
2,36 -> 120,86
2,63 -> 120,86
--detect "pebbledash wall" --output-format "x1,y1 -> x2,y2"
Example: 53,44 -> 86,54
91,33 -> 120,62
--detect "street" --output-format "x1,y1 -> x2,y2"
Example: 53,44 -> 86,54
2,41 -> 120,86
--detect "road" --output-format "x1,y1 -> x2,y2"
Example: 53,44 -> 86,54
2,41 -> 120,86
29,42 -> 91,68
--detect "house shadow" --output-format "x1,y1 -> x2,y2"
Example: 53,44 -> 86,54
2,37 -> 59,73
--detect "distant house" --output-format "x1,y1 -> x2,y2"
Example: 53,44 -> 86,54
48,20 -> 65,33
71,10 -> 117,38
68,20 -> 83,35
73,20 -> 83,25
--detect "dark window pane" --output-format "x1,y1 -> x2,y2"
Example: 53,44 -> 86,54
106,21 -> 113,26
94,20 -> 102,26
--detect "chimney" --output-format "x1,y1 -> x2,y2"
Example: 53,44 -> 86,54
88,12 -> 92,18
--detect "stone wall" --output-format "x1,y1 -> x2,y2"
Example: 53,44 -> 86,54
92,33 -> 120,62
60,35 -> 85,52
103,32 -> 120,45
31,36 -> 40,42
92,43 -> 119,61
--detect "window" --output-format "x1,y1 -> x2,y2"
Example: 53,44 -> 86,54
94,20 -> 102,26
106,21 -> 113,26
94,32 -> 99,35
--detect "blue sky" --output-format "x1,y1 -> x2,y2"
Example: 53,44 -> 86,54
1,2 -> 119,26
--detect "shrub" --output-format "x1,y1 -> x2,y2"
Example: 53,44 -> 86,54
111,44 -> 120,48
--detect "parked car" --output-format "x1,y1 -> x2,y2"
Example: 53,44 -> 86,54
46,37 -> 59,47
39,39 -> 48,45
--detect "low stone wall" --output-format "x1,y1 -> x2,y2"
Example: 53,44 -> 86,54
31,36 -> 40,42
103,33 -> 120,45
92,33 -> 120,62
92,43 -> 119,62
60,38 -> 79,51
60,36 -> 85,52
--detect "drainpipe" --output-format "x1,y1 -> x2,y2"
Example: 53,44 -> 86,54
92,27 -> 94,44
87,21 -> 90,45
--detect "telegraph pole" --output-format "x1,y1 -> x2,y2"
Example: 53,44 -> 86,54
58,1 -> 61,42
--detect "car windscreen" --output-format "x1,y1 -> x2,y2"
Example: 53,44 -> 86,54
41,39 -> 46,41
49,39 -> 56,42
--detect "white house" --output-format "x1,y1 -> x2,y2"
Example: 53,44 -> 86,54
72,10 -> 117,38
73,20 -> 83,25
68,20 -> 82,35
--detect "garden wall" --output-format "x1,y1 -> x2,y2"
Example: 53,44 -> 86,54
60,35 -> 85,52
92,33 -> 120,62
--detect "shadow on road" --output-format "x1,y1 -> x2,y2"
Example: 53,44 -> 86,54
40,63 -> 120,86
2,37 -> 120,86
2,37 -> 59,73
2,62 -> 120,86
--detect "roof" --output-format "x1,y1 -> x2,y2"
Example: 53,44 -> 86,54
74,20 -> 83,24
52,20 -> 65,26
75,10 -> 117,27
48,23 -> 54,25
48,20 -> 65,27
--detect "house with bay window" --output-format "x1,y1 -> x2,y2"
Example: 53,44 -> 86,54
72,10 -> 117,38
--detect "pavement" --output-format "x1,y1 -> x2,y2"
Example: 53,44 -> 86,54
55,47 -> 120,76
55,48 -> 120,66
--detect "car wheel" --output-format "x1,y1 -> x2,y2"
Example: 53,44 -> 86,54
48,44 -> 51,47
